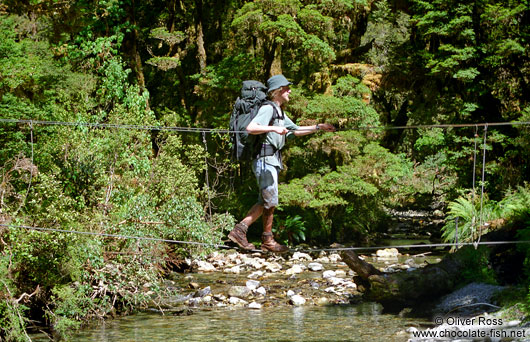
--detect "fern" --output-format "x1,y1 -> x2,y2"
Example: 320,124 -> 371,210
441,196 -> 498,243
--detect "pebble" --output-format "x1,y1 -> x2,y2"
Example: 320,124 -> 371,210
289,295 -> 306,306
329,254 -> 341,262
193,286 -> 211,298
322,270 -> 336,279
196,260 -> 216,272
213,294 -> 226,302
246,280 -> 260,290
248,302 -> 262,309
285,264 -> 305,275
376,248 -> 399,259
291,252 -> 312,261
156,249 -> 369,312
255,286 -> 267,296
229,297 -> 248,305
334,270 -> 346,277
315,256 -> 330,263
327,277 -> 344,286
308,262 -> 323,271
248,271 -> 264,279
264,262 -> 282,273
316,297 -> 330,306
228,286 -> 251,299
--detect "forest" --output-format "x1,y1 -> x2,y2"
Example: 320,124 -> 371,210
0,0 -> 529,339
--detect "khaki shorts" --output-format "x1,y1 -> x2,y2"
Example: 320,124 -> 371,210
252,159 -> 279,209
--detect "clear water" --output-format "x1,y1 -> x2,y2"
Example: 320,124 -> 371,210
28,251 -> 442,341
30,303 -> 425,342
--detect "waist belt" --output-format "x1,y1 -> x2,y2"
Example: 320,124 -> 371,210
256,144 -> 282,164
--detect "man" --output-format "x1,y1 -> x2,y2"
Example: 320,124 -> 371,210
228,74 -> 335,253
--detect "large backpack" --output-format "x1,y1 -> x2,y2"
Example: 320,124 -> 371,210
229,80 -> 280,162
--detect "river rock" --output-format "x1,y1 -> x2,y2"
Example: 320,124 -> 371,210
324,287 -> 336,293
289,295 -> 306,306
316,297 -> 330,306
308,262 -> 323,271
213,294 -> 226,302
343,281 -> 357,289
334,269 -> 346,277
433,282 -> 505,316
255,286 -> 267,296
229,297 -> 248,305
246,258 -> 264,270
264,262 -> 282,272
248,271 -> 264,279
228,285 -> 251,299
248,302 -> 262,309
376,248 -> 399,259
285,264 -> 305,275
291,252 -> 312,261
227,252 -> 239,262
187,297 -> 202,306
193,286 -> 211,298
322,270 -> 336,279
327,277 -> 344,286
246,280 -> 260,290
159,294 -> 192,308
315,256 -> 330,263
195,260 -> 216,272
329,254 -> 341,262
224,265 -> 242,274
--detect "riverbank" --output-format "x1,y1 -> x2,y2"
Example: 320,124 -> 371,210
28,247 -> 529,341
147,247 -> 530,341
150,248 -> 438,312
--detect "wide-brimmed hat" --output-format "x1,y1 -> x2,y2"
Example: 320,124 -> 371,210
267,75 -> 292,92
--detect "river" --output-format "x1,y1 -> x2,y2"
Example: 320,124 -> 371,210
31,302 -> 427,341
29,247 -> 440,342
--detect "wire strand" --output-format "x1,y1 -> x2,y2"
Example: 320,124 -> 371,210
2,118 -> 530,134
0,223 -> 232,250
2,223 -> 529,254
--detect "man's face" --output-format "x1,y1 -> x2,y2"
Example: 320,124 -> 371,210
279,85 -> 291,104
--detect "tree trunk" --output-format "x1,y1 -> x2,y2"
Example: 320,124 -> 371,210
263,41 -> 278,79
340,247 -> 472,308
195,0 -> 207,75
380,98 -> 408,152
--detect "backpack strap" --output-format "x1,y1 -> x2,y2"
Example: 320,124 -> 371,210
254,101 -> 285,162
262,100 -> 284,123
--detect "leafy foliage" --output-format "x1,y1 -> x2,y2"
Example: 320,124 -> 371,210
1,0 -> 530,337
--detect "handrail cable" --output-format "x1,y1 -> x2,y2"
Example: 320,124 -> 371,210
1,118 -> 530,134
2,223 -> 529,253
0,223 -> 233,250
1,119 -> 528,253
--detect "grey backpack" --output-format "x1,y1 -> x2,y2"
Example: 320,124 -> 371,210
229,80 -> 279,162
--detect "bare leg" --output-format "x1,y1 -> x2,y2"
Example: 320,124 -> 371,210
241,203 -> 264,227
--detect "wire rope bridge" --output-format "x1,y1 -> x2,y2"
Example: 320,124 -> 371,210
1,118 -> 530,254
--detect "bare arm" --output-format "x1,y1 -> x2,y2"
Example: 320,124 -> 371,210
293,123 -> 335,136
246,122 -> 289,135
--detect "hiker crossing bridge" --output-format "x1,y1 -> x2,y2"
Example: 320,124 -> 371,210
1,117 -> 530,253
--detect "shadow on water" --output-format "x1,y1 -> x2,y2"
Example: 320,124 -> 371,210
30,303 -> 427,342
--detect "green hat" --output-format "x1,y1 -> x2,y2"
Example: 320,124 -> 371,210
267,75 -> 292,92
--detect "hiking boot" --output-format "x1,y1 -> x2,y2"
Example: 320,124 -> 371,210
261,232 -> 289,253
228,222 -> 255,251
